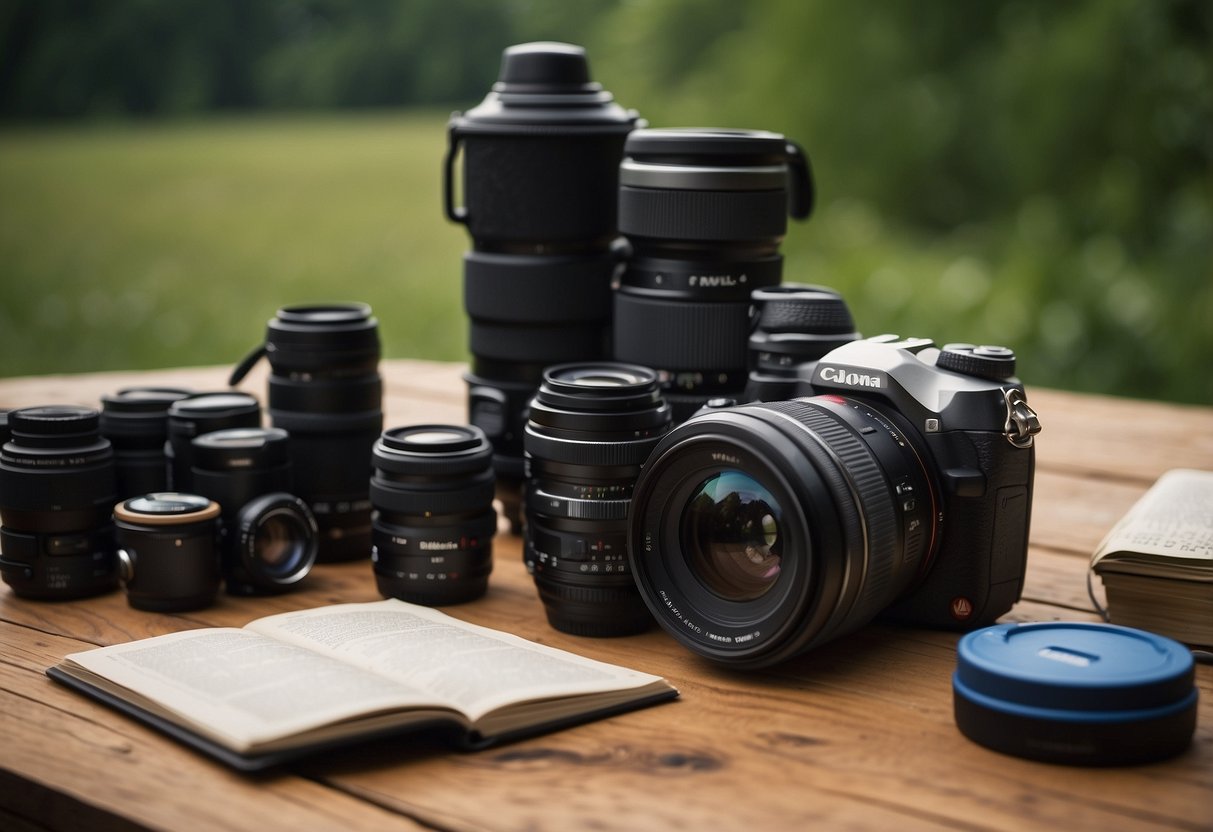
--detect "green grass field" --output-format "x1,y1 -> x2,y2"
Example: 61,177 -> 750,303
1,113 -> 1208,403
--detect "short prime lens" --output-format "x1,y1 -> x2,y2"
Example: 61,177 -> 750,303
166,392 -> 261,492
745,285 -> 859,402
370,425 -> 496,605
614,128 -> 813,420
115,492 -> 221,612
190,427 -> 317,595
524,362 -> 671,636
0,406 -> 119,600
101,387 -> 194,499
230,303 -> 382,562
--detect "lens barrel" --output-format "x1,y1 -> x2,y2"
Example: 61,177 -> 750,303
614,128 -> 813,421
166,392 -> 262,492
524,362 -> 671,636
370,424 -> 496,605
745,285 -> 860,402
629,397 -> 937,668
446,42 -> 642,530
190,427 -> 317,595
115,492 -> 221,611
101,387 -> 194,499
0,406 -> 119,600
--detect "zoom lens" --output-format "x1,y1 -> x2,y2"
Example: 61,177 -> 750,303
446,43 -> 642,530
101,387 -> 194,499
0,406 -> 118,600
744,285 -> 859,402
370,424 -> 496,605
190,427 -> 317,594
166,392 -> 261,491
524,363 -> 671,636
629,397 -> 938,668
614,128 -> 813,421
230,303 -> 382,562
115,492 -> 221,612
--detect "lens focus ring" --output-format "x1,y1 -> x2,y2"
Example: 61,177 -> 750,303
619,187 -> 789,242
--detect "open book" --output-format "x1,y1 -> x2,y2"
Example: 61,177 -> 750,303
47,600 -> 677,771
1091,468 -> 1213,646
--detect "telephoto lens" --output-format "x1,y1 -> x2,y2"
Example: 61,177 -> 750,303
230,303 -> 382,562
445,42 -> 642,530
166,392 -> 261,492
0,406 -> 118,600
190,428 -> 317,596
614,128 -> 814,420
744,285 -> 860,402
101,387 -> 194,499
114,493 -> 221,612
369,425 -> 496,605
524,363 -> 671,636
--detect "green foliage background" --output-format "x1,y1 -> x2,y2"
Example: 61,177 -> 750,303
0,0 -> 1209,403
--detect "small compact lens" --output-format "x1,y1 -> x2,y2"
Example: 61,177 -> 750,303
629,397 -> 938,668
114,492 -> 221,612
101,387 -> 194,499
613,128 -> 814,420
189,427 -> 316,594
0,406 -> 119,600
744,285 -> 860,402
166,392 -> 261,491
524,362 -> 671,636
370,424 -> 496,605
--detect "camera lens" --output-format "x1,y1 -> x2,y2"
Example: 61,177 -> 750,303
370,424 -> 496,605
524,362 -> 671,636
445,42 -> 642,531
190,427 -> 316,594
0,405 -> 118,600
101,387 -> 194,499
230,303 -> 381,563
629,397 -> 938,668
114,492 -> 221,612
745,285 -> 860,402
166,392 -> 261,491
613,128 -> 813,420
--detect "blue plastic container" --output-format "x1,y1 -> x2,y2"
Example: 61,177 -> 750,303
953,621 -> 1197,765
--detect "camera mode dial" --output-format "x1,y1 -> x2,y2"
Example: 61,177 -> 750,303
937,344 -> 1017,381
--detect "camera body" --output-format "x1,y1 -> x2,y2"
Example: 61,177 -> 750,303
798,335 -> 1039,630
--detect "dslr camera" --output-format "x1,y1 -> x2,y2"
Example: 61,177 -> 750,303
628,335 -> 1042,668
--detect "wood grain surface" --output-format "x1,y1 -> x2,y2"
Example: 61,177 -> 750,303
1,361 -> 1210,832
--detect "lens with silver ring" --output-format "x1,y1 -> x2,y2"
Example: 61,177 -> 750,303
114,492 -> 221,612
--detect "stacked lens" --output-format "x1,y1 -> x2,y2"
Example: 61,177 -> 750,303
0,406 -> 118,600
166,392 -> 262,491
100,387 -> 194,499
445,42 -> 641,529
613,128 -> 813,420
370,425 -> 496,605
745,285 -> 860,402
230,303 -> 383,562
524,363 -> 671,636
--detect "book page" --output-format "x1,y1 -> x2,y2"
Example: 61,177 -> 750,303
1092,468 -> 1213,578
247,600 -> 665,721
61,628 -> 444,749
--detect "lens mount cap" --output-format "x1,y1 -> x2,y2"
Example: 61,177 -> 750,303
953,622 -> 1198,765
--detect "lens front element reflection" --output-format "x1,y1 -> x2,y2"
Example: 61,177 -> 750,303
682,470 -> 783,602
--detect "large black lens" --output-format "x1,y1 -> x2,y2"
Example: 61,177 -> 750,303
629,397 -> 938,668
744,285 -> 859,402
613,128 -> 813,421
190,427 -> 316,594
370,424 -> 496,605
446,43 -> 642,531
524,362 -> 670,636
101,387 -> 194,499
230,302 -> 383,562
166,392 -> 261,491
0,406 -> 118,600
114,492 -> 221,612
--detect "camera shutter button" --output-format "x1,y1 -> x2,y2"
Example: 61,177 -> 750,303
937,344 -> 1017,380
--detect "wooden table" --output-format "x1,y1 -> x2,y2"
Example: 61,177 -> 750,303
1,360 -> 1210,832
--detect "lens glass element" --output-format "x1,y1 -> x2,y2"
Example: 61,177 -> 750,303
681,471 -> 783,601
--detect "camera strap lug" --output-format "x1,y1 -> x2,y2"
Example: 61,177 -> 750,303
1002,388 -> 1041,448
